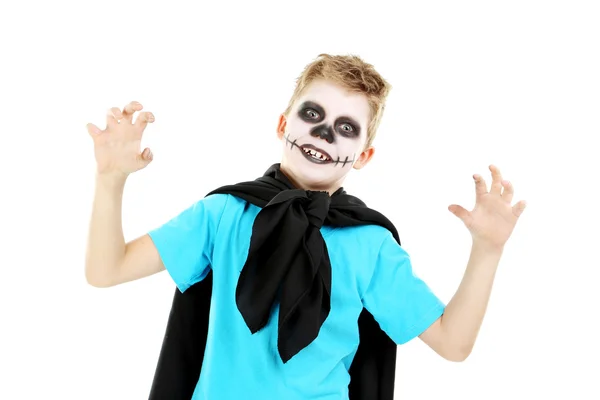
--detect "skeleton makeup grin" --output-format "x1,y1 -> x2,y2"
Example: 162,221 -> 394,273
300,144 -> 332,163
277,79 -> 374,192
284,133 -> 356,166
281,98 -> 361,169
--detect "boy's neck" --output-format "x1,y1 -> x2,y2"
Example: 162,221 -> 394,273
279,165 -> 343,196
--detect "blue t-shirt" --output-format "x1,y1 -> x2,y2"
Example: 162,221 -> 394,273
148,194 -> 445,400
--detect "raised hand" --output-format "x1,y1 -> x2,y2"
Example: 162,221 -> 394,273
448,165 -> 527,251
86,101 -> 155,178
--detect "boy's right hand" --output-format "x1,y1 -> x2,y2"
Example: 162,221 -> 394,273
86,101 -> 155,179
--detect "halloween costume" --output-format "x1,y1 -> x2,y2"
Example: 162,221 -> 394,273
147,164 -> 445,399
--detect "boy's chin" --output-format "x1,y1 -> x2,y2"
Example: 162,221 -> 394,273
286,158 -> 349,190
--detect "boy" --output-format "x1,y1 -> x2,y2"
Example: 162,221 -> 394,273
85,54 -> 526,400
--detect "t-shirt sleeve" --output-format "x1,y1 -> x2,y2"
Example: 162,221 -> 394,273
362,231 -> 446,345
147,193 -> 229,292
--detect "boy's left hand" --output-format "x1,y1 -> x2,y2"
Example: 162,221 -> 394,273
448,165 -> 526,251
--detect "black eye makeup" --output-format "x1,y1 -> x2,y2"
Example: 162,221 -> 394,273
298,101 -> 325,123
335,119 -> 360,138
297,101 -> 362,139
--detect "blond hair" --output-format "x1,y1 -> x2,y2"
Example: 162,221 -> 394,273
283,54 -> 392,149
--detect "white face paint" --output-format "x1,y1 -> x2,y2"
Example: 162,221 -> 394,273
278,79 -> 373,193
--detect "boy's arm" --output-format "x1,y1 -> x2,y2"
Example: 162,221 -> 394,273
420,165 -> 526,360
419,242 -> 503,361
363,166 -> 525,362
85,101 -> 164,288
85,174 -> 164,288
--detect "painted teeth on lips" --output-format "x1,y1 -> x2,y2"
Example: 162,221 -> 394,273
302,147 -> 330,161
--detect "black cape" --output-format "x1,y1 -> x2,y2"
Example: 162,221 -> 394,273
148,164 -> 399,400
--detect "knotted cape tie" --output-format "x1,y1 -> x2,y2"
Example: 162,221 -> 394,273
236,189 -> 332,363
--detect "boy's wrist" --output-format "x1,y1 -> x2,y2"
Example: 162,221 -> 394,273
471,238 -> 504,257
95,171 -> 128,192
467,239 -> 504,274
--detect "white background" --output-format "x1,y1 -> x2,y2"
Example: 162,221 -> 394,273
1,1 -> 599,399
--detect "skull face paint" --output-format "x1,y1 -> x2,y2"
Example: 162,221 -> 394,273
278,79 -> 373,192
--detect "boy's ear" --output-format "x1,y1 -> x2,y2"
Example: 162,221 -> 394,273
353,146 -> 375,170
276,114 -> 287,139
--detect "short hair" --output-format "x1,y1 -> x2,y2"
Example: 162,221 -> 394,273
283,54 -> 392,149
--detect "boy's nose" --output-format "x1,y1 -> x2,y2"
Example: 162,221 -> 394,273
310,125 -> 334,144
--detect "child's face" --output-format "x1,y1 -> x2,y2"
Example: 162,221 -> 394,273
277,79 -> 374,192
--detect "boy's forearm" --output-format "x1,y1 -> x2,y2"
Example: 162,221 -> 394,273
440,241 -> 503,358
85,173 -> 128,287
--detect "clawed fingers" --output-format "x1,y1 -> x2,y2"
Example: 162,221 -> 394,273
123,101 -> 143,121
134,111 -> 155,129
489,164 -> 503,195
473,174 -> 487,198
501,179 -> 514,203
106,107 -> 123,128
106,101 -> 143,127
102,102 -> 154,134
474,165 -> 520,203
475,164 -> 526,217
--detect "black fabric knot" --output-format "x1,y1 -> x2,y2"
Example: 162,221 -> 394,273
304,190 -> 331,228
236,188 -> 333,363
